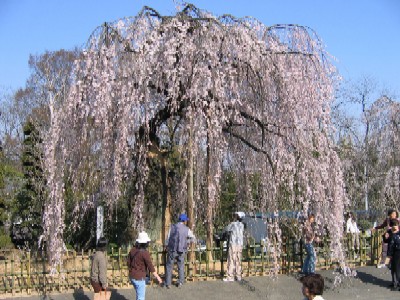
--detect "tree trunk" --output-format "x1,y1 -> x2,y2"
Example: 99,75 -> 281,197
161,159 -> 172,246
187,123 -> 196,275
205,129 -> 214,262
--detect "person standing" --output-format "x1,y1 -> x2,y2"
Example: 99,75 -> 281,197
346,212 -> 360,258
222,211 -> 245,282
127,231 -> 162,300
301,214 -> 319,275
90,237 -> 108,293
372,209 -> 399,268
384,219 -> 400,290
164,213 -> 195,288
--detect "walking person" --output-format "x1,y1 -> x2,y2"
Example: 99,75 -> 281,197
372,208 -> 399,268
222,211 -> 245,282
164,213 -> 195,289
127,231 -> 162,300
346,212 -> 360,258
301,214 -> 319,275
90,237 -> 109,297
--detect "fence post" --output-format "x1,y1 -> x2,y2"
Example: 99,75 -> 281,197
119,247 -> 123,287
84,249 -> 88,289
109,247 -> 113,287
4,260 -> 8,292
73,250 -> 77,288
261,241 -> 265,274
27,251 -> 31,294
11,252 -> 15,296
299,239 -> 303,271
282,237 -> 287,274
41,250 -> 47,295
206,247 -> 209,278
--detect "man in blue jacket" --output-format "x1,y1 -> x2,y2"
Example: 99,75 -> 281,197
164,213 -> 195,288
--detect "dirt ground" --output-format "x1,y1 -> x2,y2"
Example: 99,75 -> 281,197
1,266 -> 398,300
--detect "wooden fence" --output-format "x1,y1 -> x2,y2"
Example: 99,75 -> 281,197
0,232 -> 384,297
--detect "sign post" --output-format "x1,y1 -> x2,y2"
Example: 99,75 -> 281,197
96,206 -> 104,242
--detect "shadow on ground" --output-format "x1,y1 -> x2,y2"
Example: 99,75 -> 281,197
109,289 -> 129,300
72,289 -> 90,300
71,288 -> 129,300
356,270 -> 391,289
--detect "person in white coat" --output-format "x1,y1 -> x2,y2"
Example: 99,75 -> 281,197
346,212 -> 360,258
222,211 -> 245,282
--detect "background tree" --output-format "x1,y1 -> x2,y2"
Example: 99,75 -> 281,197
0,49 -> 80,250
369,96 -> 400,212
0,143 -> 13,248
333,76 -> 399,214
0,87 -> 24,249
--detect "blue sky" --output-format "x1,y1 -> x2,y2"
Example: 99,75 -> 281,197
1,0 -> 399,95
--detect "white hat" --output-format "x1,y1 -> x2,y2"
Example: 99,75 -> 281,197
235,212 -> 245,218
136,231 -> 151,243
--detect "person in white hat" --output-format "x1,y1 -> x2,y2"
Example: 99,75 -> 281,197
127,231 -> 162,300
222,211 -> 245,282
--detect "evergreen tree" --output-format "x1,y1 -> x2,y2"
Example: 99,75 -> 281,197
11,121 -> 43,249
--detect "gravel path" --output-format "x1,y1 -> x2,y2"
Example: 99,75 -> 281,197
1,266 -> 397,300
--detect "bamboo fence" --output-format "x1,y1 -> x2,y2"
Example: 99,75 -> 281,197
0,231 -> 384,297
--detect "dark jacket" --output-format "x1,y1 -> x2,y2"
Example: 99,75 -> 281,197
388,231 -> 400,257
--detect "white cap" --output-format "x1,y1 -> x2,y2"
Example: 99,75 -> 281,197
235,212 -> 245,218
136,231 -> 151,243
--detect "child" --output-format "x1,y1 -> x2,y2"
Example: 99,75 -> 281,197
387,219 -> 400,290
300,273 -> 325,300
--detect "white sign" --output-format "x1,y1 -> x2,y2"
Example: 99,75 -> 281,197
96,206 -> 104,242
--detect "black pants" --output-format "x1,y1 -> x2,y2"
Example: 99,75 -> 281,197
391,251 -> 400,287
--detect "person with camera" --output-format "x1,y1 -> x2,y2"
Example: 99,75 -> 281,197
222,211 -> 245,282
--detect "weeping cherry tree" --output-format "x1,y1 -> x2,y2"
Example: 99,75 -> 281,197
42,4 -> 348,271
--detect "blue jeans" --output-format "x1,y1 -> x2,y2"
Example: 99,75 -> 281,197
130,278 -> 146,300
302,243 -> 316,274
165,251 -> 186,286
